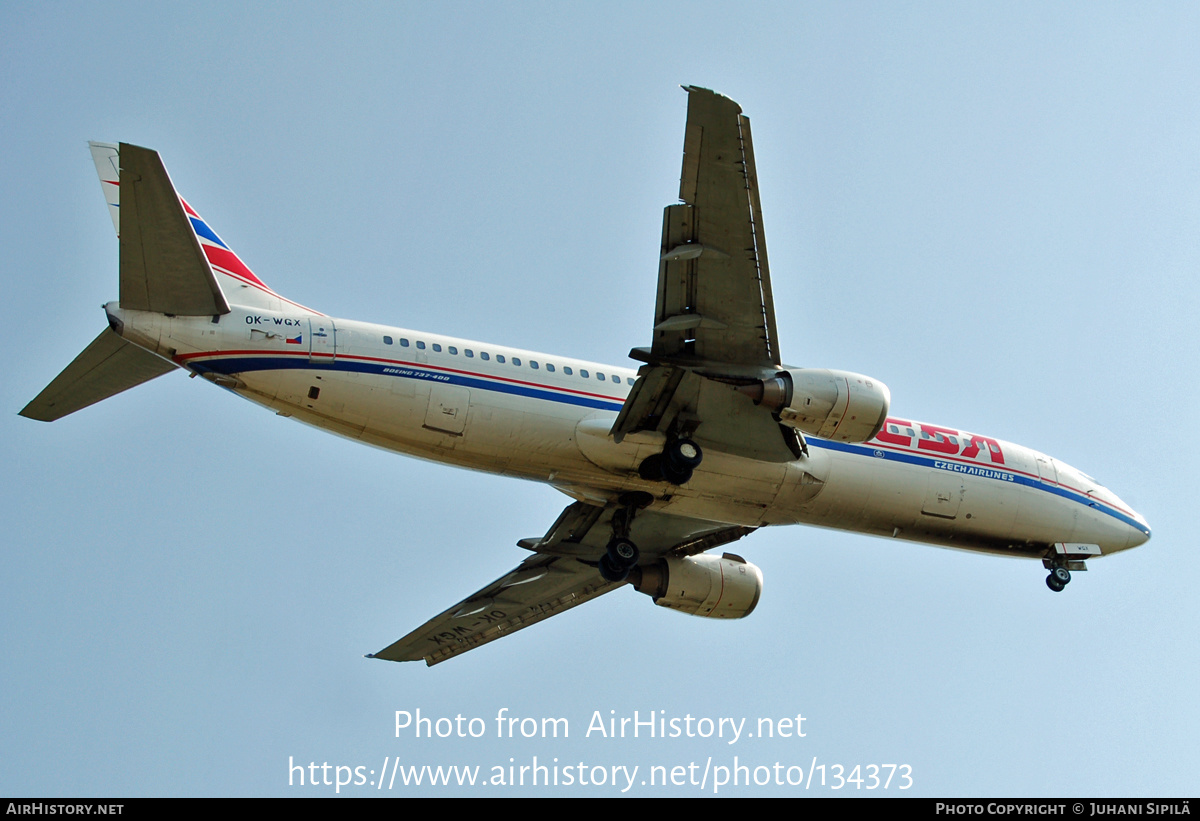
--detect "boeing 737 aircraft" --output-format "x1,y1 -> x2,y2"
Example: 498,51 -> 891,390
22,86 -> 1150,665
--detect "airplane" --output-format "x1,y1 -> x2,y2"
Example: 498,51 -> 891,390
21,86 -> 1151,666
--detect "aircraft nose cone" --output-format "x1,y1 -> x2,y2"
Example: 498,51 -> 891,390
1128,516 -> 1151,549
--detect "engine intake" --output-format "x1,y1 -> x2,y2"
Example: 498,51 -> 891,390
632,553 -> 763,619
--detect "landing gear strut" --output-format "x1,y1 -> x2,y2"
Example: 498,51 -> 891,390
1042,547 -> 1088,593
596,492 -> 652,583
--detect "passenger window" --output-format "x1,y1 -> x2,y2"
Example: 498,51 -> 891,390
530,361 -> 539,370
512,357 -> 521,366
546,364 -> 555,372
465,349 -> 474,358
383,336 -> 393,345
626,377 -> 635,385
596,372 -> 605,380
564,366 -> 573,375
481,352 -> 490,361
497,355 -> 506,364
400,338 -> 410,347
416,341 -> 426,350
580,370 -> 589,378
432,343 -> 442,353
449,346 -> 458,355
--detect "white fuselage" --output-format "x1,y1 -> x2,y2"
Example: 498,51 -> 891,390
110,302 -> 1151,562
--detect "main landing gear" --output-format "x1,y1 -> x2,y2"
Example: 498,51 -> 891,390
638,438 -> 703,486
597,492 -> 653,583
599,440 -> 703,582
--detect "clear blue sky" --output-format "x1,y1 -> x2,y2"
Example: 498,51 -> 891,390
3,2 -> 1196,796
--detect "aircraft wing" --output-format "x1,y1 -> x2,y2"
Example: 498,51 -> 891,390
370,501 -> 753,665
651,86 -> 779,368
612,86 -> 801,462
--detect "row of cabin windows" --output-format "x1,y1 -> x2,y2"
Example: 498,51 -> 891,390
381,335 -> 634,385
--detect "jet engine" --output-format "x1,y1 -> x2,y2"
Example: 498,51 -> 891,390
631,553 -> 763,619
738,368 -> 890,444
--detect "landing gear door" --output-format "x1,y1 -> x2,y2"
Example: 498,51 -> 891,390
308,318 -> 336,364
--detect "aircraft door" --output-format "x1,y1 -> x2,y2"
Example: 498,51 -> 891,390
308,318 -> 336,364
1035,454 -> 1058,487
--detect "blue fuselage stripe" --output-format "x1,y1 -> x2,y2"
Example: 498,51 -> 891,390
190,354 -> 626,412
806,438 -> 1146,533
189,353 -> 1143,534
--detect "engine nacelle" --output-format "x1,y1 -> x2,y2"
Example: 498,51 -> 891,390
632,553 -> 763,619
740,368 -> 890,444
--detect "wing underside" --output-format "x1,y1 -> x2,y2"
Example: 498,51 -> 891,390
612,86 -> 800,463
654,86 -> 779,368
371,502 -> 753,665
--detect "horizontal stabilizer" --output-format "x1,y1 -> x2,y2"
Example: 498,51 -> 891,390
118,143 -> 230,316
20,328 -> 176,422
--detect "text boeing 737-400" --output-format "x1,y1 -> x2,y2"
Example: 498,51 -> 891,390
21,86 -> 1150,665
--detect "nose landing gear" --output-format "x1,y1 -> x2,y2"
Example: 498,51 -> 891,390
1042,546 -> 1093,592
1045,566 -> 1071,592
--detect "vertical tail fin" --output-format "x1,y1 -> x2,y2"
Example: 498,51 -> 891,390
89,142 -> 122,236
88,141 -> 318,315
112,142 -> 231,316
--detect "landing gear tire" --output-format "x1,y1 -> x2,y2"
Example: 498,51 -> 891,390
598,553 -> 630,583
665,438 -> 703,471
638,454 -> 664,482
1051,566 -> 1071,586
1046,573 -> 1066,592
660,459 -> 693,486
637,440 -> 701,486
606,537 -> 640,568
